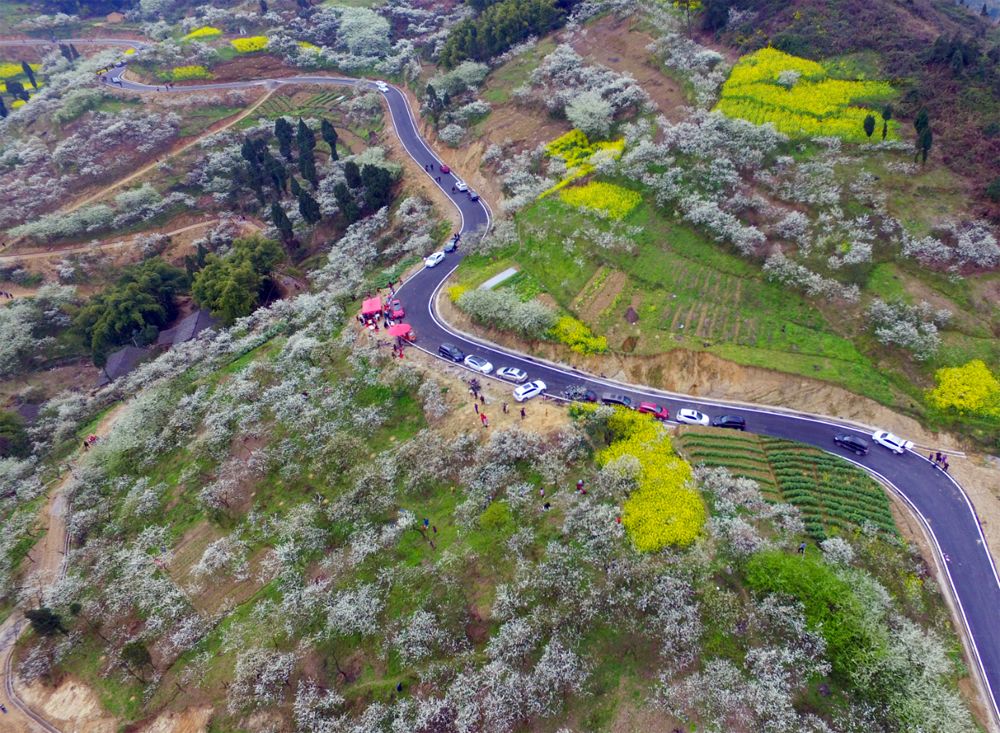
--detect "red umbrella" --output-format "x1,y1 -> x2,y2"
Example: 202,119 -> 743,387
387,323 -> 412,338
361,297 -> 383,316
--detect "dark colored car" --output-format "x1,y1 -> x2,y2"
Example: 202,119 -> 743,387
563,384 -> 597,402
444,238 -> 458,253
637,401 -> 669,420
469,192 -> 480,201
834,433 -> 870,456
438,342 -> 465,362
601,393 -> 633,409
711,415 -> 746,430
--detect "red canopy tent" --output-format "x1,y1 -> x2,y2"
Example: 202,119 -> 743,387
387,323 -> 414,341
361,297 -> 383,317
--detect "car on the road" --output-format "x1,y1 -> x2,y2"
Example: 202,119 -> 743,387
438,343 -> 465,362
439,164 -> 451,174
676,408 -> 710,426
496,366 -> 528,384
514,380 -> 546,402
375,81 -> 389,92
637,402 -> 669,420
464,355 -> 494,374
469,192 -> 480,201
443,237 -> 458,253
388,299 -> 405,319
711,414 -> 746,430
114,60 -> 126,67
871,430 -> 913,454
455,181 -> 469,192
834,433 -> 870,456
563,384 -> 597,402
424,251 -> 445,268
601,393 -> 633,409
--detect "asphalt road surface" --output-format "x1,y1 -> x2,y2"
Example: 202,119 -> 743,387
1,39 -> 996,729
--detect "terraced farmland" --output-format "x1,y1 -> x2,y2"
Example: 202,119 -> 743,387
677,427 -> 897,540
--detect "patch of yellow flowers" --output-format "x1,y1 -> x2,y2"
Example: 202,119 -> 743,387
716,47 -> 896,142
182,26 -> 222,41
594,407 -> 706,552
171,65 -> 213,81
927,359 -> 1000,419
549,315 -> 607,354
541,129 -> 625,197
231,36 -> 269,53
559,181 -> 641,220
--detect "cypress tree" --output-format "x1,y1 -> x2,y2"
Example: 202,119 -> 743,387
21,61 -> 37,89
863,113 -> 876,140
914,108 -> 930,136
321,119 -> 338,159
296,118 -> 315,153
299,146 -> 317,188
274,117 -> 294,159
0,97 -> 7,119
271,202 -> 294,241
881,104 -> 893,140
343,160 -> 361,188
290,176 -> 302,197
916,126 -> 933,165
298,188 -> 322,224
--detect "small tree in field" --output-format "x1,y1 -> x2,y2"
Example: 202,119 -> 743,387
21,61 -> 37,89
25,607 -> 65,636
863,113 -> 876,140
916,126 -> 933,164
882,104 -> 893,140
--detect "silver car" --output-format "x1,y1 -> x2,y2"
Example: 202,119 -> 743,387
495,366 -> 528,383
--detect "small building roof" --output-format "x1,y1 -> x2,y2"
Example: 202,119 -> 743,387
361,297 -> 383,316
106,11 -> 125,22
97,345 -> 150,387
156,309 -> 219,347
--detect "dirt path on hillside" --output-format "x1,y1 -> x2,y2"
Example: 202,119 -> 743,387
0,403 -> 127,733
59,86 -> 275,216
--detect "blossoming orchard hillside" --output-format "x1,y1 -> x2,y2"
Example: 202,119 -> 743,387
0,0 -> 998,730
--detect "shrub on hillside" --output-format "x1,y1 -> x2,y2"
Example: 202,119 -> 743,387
456,288 -> 556,339
866,298 -> 950,360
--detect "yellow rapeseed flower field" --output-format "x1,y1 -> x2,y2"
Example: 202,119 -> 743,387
171,65 -> 213,81
541,130 -> 625,197
595,407 -> 706,551
182,26 -> 222,41
559,181 -> 641,220
231,36 -> 269,53
927,360 -> 1000,418
716,47 -> 896,142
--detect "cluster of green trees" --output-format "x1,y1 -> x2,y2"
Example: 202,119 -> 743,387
438,0 -> 573,68
0,61 -> 39,119
74,259 -> 187,365
0,410 -> 30,458
191,236 -> 284,325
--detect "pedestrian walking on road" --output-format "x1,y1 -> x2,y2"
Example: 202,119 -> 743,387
474,402 -> 479,414
481,412 -> 488,428
943,456 -> 949,472
479,394 -> 485,405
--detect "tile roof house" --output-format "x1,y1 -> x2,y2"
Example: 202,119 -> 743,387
97,345 -> 151,387
155,309 -> 219,348
105,11 -> 125,23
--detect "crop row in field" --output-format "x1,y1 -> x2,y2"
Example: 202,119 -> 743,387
678,429 -> 896,539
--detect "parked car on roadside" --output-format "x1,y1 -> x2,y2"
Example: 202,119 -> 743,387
514,380 -> 546,402
455,181 -> 469,192
834,433 -> 870,456
439,164 -> 451,174
469,192 -> 480,201
438,343 -> 465,362
676,408 -> 710,426
424,251 -> 445,268
637,402 -> 669,420
601,393 -> 633,409
464,355 -> 493,374
871,430 -> 913,454
711,414 -> 746,430
563,384 -> 597,402
496,366 -> 528,383
388,299 -> 404,319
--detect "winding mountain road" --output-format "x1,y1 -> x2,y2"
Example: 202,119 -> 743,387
2,37 -> 998,730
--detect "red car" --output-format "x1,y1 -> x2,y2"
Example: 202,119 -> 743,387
389,299 -> 405,319
637,401 -> 669,420
439,164 -> 451,174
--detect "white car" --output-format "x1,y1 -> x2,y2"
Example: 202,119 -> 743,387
455,181 -> 469,192
871,430 -> 914,454
496,366 -> 528,384
676,408 -> 710,426
513,380 -> 546,402
375,81 -> 389,92
424,251 -> 445,268
464,355 -> 493,374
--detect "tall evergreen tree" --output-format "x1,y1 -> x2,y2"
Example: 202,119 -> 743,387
914,108 -> 930,136
321,119 -> 338,159
360,164 -> 393,212
333,182 -> 360,223
274,117 -> 294,159
271,202 -> 294,241
25,608 -> 65,636
916,126 -> 933,165
881,104 -> 893,140
69,43 -> 80,60
290,176 -> 302,197
299,146 -> 317,188
21,61 -> 37,89
343,160 -> 361,188
298,188 -> 322,224
0,97 -> 7,119
296,118 -> 315,153
863,113 -> 876,140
